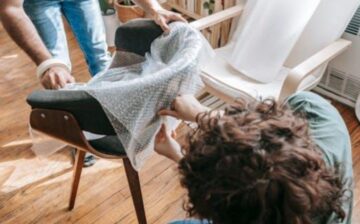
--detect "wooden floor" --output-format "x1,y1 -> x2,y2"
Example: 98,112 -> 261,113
0,22 -> 359,224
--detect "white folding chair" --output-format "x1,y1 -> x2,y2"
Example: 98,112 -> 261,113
190,1 -> 359,103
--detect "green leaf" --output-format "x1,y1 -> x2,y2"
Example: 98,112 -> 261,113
203,2 -> 210,9
98,0 -> 114,15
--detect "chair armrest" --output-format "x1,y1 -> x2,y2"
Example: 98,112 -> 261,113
190,5 -> 244,30
279,38 -> 351,102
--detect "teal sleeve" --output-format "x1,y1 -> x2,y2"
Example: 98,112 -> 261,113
287,92 -> 353,224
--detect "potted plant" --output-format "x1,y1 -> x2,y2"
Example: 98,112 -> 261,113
98,0 -> 119,47
203,0 -> 215,15
114,0 -> 145,23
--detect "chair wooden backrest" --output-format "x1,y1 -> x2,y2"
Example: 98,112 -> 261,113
29,108 -> 147,224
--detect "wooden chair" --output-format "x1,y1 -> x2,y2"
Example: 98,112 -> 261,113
27,19 -> 164,224
190,4 -> 354,103
29,109 -> 146,222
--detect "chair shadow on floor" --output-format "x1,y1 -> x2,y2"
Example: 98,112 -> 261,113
0,140 -> 75,194
0,166 -> 16,187
0,162 -> 123,223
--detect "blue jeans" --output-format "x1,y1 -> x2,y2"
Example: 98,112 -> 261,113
24,0 -> 111,76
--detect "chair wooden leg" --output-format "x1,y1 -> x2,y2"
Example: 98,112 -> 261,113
68,149 -> 85,210
123,158 -> 147,224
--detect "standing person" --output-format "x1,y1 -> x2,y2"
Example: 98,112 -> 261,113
23,0 -> 112,80
0,0 -> 185,166
0,0 -> 185,89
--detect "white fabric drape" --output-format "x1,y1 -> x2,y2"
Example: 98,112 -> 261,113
285,0 -> 360,67
228,0 -> 321,83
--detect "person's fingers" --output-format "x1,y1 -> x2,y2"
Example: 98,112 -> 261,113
40,74 -> 49,89
63,70 -> 75,83
48,73 -> 57,89
67,75 -> 75,83
158,109 -> 178,118
163,124 -> 173,138
155,132 -> 163,142
156,124 -> 166,140
44,73 -> 56,90
42,79 -> 50,89
156,124 -> 164,136
41,68 -> 74,89
160,123 -> 166,133
171,131 -> 177,138
158,17 -> 170,33
56,74 -> 66,88
170,99 -> 177,110
170,13 -> 187,23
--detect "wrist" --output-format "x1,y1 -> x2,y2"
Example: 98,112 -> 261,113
169,143 -> 182,162
148,4 -> 163,16
34,54 -> 52,66
36,58 -> 71,79
171,151 -> 183,163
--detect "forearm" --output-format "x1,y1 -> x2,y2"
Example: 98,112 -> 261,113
132,0 -> 162,15
0,6 -> 51,65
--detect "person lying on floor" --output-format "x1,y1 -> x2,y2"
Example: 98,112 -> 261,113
155,92 -> 353,224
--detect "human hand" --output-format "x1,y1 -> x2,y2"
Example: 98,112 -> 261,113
40,66 -> 75,89
158,95 -> 209,122
154,123 -> 182,162
151,8 -> 187,33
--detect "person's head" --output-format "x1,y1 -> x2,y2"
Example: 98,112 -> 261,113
179,99 -> 346,224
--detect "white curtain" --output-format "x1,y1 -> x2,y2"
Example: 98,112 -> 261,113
228,0 -> 321,83
285,0 -> 360,67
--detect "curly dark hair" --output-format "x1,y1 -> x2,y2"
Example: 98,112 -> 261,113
178,99 -> 346,224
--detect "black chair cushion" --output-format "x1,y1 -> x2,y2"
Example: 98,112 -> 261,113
115,19 -> 163,56
88,135 -> 126,156
27,90 -> 115,135
27,92 -> 126,156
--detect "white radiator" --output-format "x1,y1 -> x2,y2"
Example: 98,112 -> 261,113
314,6 -> 360,120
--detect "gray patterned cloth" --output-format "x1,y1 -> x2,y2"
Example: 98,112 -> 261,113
65,22 -> 213,170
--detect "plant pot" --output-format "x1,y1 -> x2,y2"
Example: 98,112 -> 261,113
114,0 -> 145,23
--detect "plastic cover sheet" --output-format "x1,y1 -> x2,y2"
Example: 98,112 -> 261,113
228,0 -> 321,83
62,22 -> 213,170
